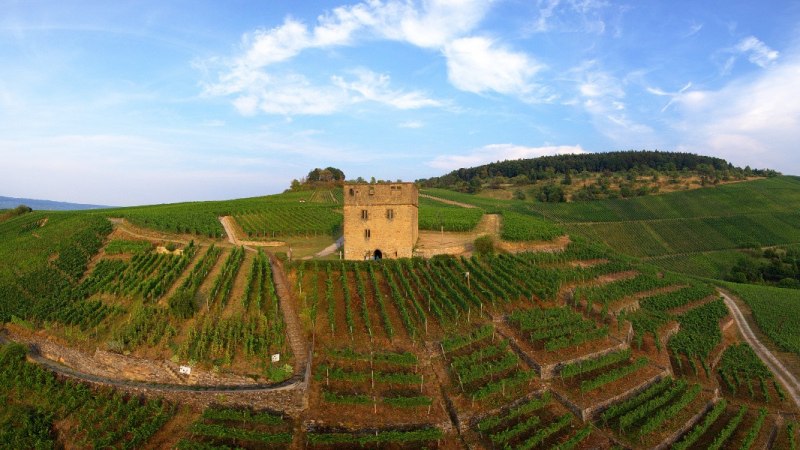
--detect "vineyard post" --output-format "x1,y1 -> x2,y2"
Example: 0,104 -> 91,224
420,374 -> 424,393
371,370 -> 374,389
326,367 -> 329,386
373,396 -> 377,414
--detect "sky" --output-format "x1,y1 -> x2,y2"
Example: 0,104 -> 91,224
1,0 -> 799,206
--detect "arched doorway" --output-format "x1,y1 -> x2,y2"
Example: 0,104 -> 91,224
373,249 -> 383,260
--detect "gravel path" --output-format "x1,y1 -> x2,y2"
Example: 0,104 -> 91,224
720,291 -> 800,409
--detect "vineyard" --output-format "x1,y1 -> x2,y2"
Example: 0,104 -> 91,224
104,189 -> 344,238
418,196 -> 484,231
293,244 -> 635,344
307,346 -> 442,426
500,209 -> 564,242
600,376 -> 709,447
234,205 -> 342,238
717,343 -> 787,403
472,391 -> 596,449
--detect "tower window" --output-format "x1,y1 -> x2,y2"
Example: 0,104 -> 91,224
386,209 -> 394,219
349,188 -> 355,196
361,209 -> 369,220
364,229 -> 371,239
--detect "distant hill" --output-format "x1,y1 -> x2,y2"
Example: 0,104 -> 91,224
417,150 -> 778,193
0,196 -> 111,211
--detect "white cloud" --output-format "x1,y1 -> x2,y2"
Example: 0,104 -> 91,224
443,37 -> 546,98
672,52 -> 800,173
202,0 -> 547,114
427,144 -> 586,170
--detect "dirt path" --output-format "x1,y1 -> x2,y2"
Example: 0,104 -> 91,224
419,193 -> 478,209
219,216 -> 286,248
268,254 -> 309,378
720,291 -> 800,409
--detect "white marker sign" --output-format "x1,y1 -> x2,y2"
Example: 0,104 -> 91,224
179,365 -> 192,375
271,353 -> 281,363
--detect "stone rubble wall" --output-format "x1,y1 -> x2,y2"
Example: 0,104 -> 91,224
7,328 -> 262,386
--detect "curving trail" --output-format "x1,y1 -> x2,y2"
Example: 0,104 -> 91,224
720,291 -> 800,409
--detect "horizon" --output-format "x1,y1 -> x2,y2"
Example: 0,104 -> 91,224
2,1 -> 799,206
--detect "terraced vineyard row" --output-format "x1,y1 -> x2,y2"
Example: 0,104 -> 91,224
442,325 -> 535,402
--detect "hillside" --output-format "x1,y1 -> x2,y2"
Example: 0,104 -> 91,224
2,168 -> 800,448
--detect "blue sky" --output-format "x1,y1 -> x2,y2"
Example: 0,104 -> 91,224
2,0 -> 799,206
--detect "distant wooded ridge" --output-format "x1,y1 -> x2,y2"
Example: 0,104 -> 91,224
0,196 -> 111,211
417,150 -> 778,189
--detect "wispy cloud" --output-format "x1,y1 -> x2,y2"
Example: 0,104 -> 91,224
398,120 -> 424,129
528,0 -> 613,34
569,61 -> 656,145
735,36 -> 779,67
427,143 -> 585,171
646,82 -> 692,112
332,69 -> 441,109
683,21 -> 703,38
719,35 -> 779,75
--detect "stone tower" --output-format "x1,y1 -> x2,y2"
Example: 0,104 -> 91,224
343,182 -> 418,260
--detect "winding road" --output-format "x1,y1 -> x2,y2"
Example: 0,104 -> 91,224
720,291 -> 800,409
